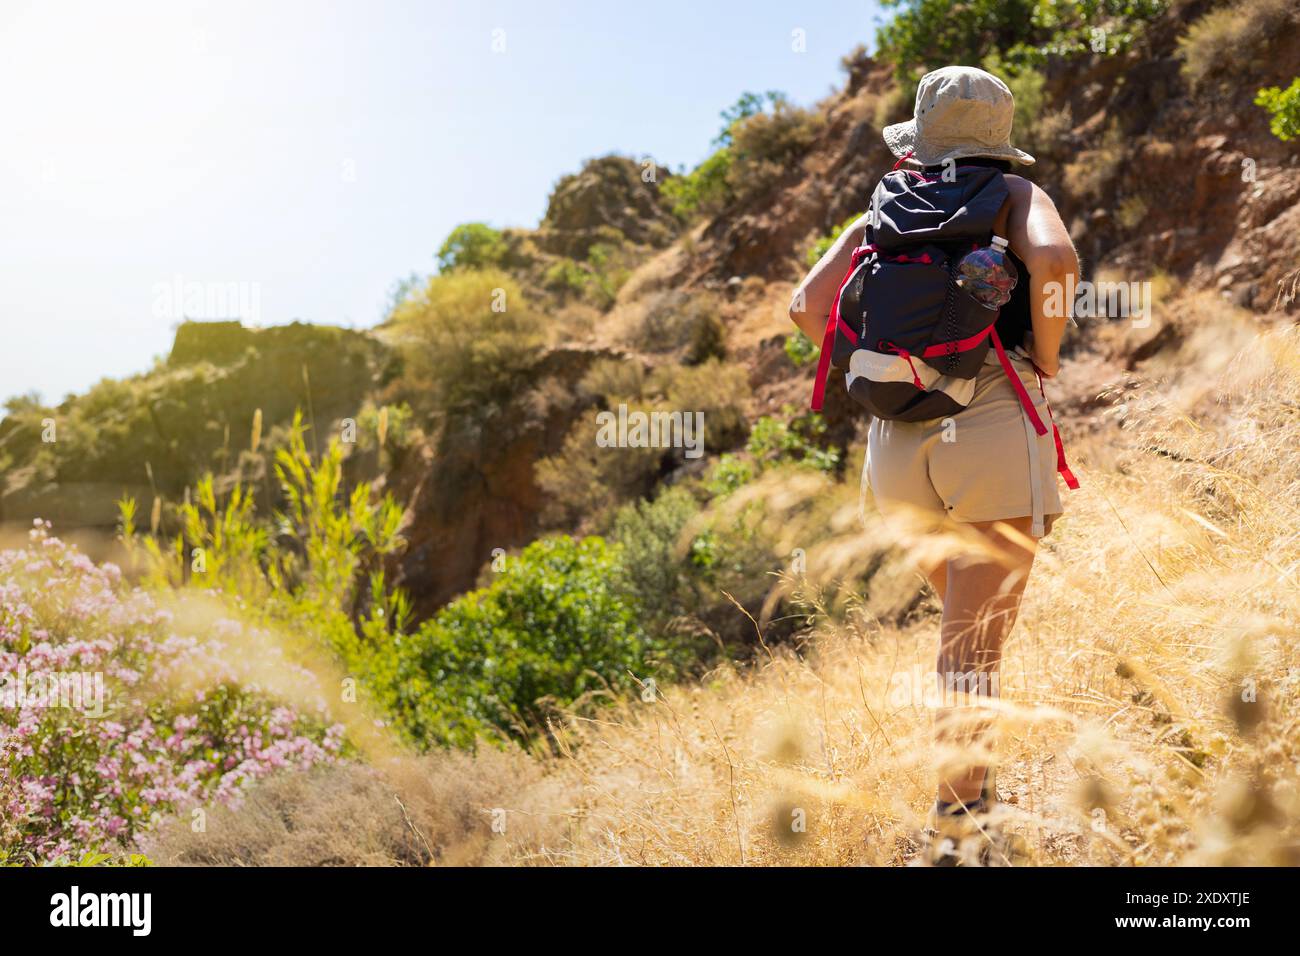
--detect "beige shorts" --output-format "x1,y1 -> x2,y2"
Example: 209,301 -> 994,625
863,350 -> 1064,537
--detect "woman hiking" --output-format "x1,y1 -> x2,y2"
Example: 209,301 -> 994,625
788,65 -> 1080,865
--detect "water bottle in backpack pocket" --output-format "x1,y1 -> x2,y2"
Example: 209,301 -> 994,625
956,235 -> 1018,310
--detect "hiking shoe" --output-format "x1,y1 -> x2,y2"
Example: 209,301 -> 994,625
921,797 -> 990,867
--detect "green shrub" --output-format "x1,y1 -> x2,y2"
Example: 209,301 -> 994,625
1256,78 -> 1300,142
746,408 -> 841,474
877,0 -> 1036,78
123,411 -> 410,681
610,481 -> 781,649
662,149 -> 734,218
535,358 -> 751,529
584,240 -> 632,308
534,418 -> 665,528
703,453 -> 756,498
543,258 -> 589,295
539,240 -> 635,309
611,486 -> 705,624
714,91 -> 786,147
625,291 -> 724,355
878,0 -> 1167,80
650,359 -> 751,450
983,58 -> 1067,158
390,269 -> 544,417
1062,121 -> 1125,203
679,500 -> 781,635
1116,195 -> 1149,230
436,222 -> 508,273
784,331 -> 819,367
726,99 -> 822,199
686,308 -> 728,364
391,536 -> 658,748
580,357 -> 647,401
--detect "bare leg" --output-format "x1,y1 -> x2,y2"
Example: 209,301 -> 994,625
933,517 -> 1037,806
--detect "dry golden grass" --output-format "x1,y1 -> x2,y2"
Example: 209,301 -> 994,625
525,319 -> 1300,866
146,301 -> 1300,867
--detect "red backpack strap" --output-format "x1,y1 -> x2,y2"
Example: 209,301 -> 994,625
810,245 -> 872,412
990,327 -> 1080,490
989,327 -> 1046,435
1033,367 -> 1081,490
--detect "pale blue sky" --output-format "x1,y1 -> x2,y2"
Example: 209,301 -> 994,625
0,0 -> 885,404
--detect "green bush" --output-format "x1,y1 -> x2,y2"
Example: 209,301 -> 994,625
611,486 -> 705,625
1062,121 -> 1125,203
391,536 -> 658,748
534,417 -> 665,528
746,408 -> 841,474
436,222 -> 508,273
610,482 -> 779,648
878,0 -> 1166,80
122,411 -> 411,697
543,258 -> 590,295
390,269 -> 544,417
877,0 -> 1036,78
703,453 -> 756,498
727,98 -> 822,200
583,240 -> 634,309
686,308 -> 728,365
784,331 -> 819,368
981,58 -> 1054,158
662,149 -> 734,218
540,239 -> 635,308
651,359 -> 751,449
625,291 -> 724,356
123,419 -> 666,753
1256,78 -> 1300,142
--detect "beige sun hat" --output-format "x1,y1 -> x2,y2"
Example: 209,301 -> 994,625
883,65 -> 1035,167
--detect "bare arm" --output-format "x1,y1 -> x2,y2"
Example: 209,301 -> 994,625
1004,175 -> 1078,378
788,213 -> 871,342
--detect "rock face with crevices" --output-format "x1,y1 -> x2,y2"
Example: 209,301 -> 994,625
535,155 -> 680,259
384,345 -> 629,618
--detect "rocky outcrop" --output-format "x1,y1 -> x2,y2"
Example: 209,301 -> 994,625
535,155 -> 679,259
387,345 -> 627,617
